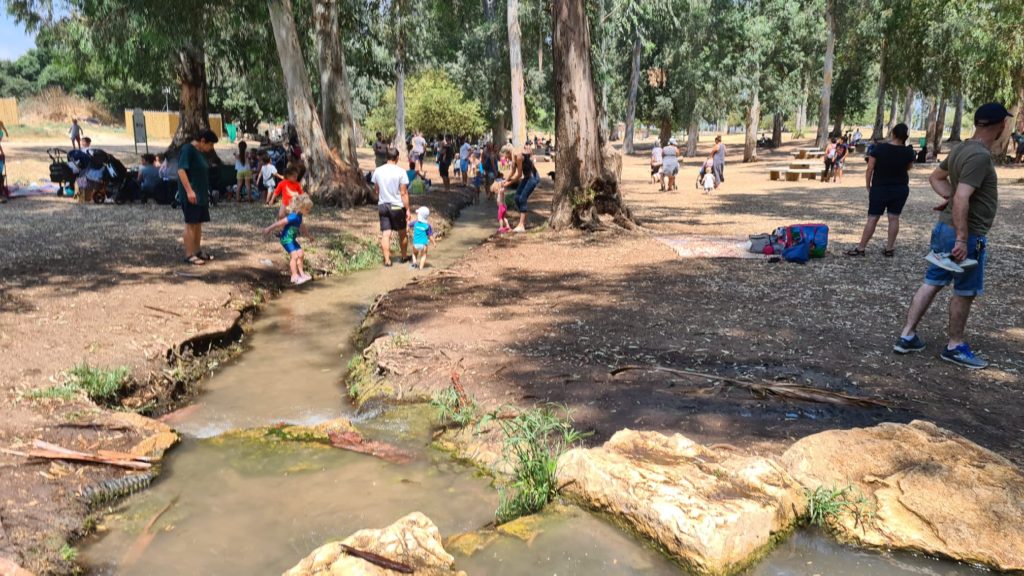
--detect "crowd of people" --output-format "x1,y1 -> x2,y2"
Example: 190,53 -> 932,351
649,134 -> 727,193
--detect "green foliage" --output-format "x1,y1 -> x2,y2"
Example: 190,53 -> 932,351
482,404 -> 586,524
365,69 -> 486,137
804,485 -> 874,530
430,387 -> 478,428
27,364 -> 132,405
58,543 -> 77,563
327,232 -> 383,274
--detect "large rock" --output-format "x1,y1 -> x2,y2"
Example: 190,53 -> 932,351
283,512 -> 459,576
557,429 -> 805,575
780,420 -> 1024,571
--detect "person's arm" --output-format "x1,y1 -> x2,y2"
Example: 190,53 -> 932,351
262,216 -> 288,236
401,182 -> 410,220
949,182 -> 976,261
864,156 -> 875,192
504,155 -> 523,187
177,150 -> 197,204
928,166 -> 953,201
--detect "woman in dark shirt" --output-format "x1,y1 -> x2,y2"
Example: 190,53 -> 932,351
845,123 -> 916,257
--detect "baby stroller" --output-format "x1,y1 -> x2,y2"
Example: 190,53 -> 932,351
77,149 -> 132,204
48,148 -> 76,196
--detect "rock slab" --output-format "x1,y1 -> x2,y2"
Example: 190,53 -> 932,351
781,420 -> 1024,572
557,429 -> 805,575
283,512 -> 458,576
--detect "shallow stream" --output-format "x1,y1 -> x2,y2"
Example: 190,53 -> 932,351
80,204 -> 989,575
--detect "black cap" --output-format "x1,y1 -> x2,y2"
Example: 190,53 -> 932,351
974,102 -> 1013,127
197,128 -> 219,143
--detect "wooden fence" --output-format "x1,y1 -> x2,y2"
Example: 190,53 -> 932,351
0,98 -> 19,125
124,110 -> 224,141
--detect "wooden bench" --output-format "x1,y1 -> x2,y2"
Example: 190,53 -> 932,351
789,161 -> 814,170
770,168 -> 821,181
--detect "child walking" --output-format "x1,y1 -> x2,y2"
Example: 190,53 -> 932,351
493,180 -> 511,233
701,169 -> 716,194
263,194 -> 314,285
409,206 -> 435,270
269,164 -> 305,218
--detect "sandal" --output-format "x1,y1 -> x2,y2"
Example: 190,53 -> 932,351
196,251 -> 215,261
883,248 -> 895,258
844,247 -> 866,257
185,255 -> 206,266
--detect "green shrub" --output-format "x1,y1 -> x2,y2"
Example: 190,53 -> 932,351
482,404 -> 586,524
430,386 -> 478,427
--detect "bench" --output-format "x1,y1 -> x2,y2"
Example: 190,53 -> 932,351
769,168 -> 821,181
789,161 -> 814,170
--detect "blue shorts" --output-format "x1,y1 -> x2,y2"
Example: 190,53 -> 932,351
460,159 -> 469,174
282,240 -> 301,254
516,175 -> 540,212
923,221 -> 987,297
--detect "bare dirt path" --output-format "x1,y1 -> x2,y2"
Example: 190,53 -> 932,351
365,136 -> 1024,466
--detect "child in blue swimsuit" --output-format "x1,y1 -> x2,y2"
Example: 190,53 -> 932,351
263,194 -> 313,285
409,206 -> 435,270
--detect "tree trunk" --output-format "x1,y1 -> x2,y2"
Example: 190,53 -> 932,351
795,77 -> 807,138
949,93 -> 963,141
831,110 -> 844,138
658,116 -> 672,147
885,92 -> 898,136
622,34 -> 642,154
483,0 -> 506,145
267,0 -> 366,206
871,40 -> 887,140
537,14 -> 544,72
393,0 -> 407,161
902,87 -> 914,126
772,112 -> 783,148
990,86 -> 1023,161
313,0 -> 359,167
549,0 -> 634,231
743,83 -> 760,162
685,107 -> 700,157
815,0 -> 835,148
170,45 -> 209,151
931,95 -> 947,157
507,0 -> 527,147
923,95 -> 937,159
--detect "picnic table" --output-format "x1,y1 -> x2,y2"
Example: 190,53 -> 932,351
768,166 -> 822,181
792,150 -> 825,159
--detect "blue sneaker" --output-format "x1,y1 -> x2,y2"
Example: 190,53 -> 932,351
940,343 -> 989,370
893,334 -> 926,354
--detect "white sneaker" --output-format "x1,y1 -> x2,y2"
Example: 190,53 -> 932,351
925,251 -> 963,273
512,226 -> 526,233
295,275 -> 311,285
959,258 -> 978,269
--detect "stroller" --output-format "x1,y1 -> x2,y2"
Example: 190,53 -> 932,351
75,149 -> 134,204
48,148 -> 76,196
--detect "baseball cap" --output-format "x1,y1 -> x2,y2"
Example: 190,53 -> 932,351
416,206 -> 430,221
974,102 -> 1013,127
197,128 -> 220,143
669,137 -> 677,145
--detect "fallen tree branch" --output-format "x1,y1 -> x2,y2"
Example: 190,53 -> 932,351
612,365 -> 890,409
340,544 -> 414,574
5,440 -> 155,470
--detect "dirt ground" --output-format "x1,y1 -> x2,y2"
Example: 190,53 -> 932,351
0,130 -> 476,574
367,136 -> 1024,467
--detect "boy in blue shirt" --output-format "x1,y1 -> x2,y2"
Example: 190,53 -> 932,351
263,194 -> 314,285
409,206 -> 435,270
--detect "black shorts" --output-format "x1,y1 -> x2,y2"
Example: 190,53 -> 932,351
182,202 -> 210,224
439,161 -> 451,179
378,204 -> 407,232
868,185 -> 910,216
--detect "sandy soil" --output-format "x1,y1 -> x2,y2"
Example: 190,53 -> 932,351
367,135 -> 1024,465
0,130 -> 477,574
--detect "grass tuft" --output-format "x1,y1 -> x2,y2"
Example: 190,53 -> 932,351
327,232 -> 384,274
482,404 -> 587,524
26,363 -> 132,406
804,484 -> 874,530
430,386 -> 478,427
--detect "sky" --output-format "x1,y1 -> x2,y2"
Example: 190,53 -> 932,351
0,12 -> 36,61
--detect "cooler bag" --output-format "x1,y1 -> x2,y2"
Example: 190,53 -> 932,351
788,223 -> 829,258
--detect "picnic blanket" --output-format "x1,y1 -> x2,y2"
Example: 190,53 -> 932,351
656,235 -> 763,259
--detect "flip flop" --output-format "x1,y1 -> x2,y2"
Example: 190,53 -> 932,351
184,255 -> 206,266
844,248 -> 866,257
196,251 -> 215,261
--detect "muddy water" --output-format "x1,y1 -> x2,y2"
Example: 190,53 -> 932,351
81,203 -> 992,576
172,204 -> 496,438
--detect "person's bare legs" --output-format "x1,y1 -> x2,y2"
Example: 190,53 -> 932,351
900,283 -> 943,339
294,249 -> 306,279
856,215 -> 881,250
381,229 -> 393,265
398,230 -> 409,261
660,173 -> 667,191
289,252 -> 300,281
947,295 -> 974,348
885,214 -> 900,251
669,175 -> 676,191
195,224 -> 202,255
418,246 -> 429,270
517,211 -> 527,231
183,224 -> 201,258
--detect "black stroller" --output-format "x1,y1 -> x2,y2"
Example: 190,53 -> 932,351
47,148 -> 75,196
75,149 -> 135,204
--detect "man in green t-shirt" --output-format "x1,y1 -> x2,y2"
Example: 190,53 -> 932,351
177,129 -> 219,265
893,103 -> 1011,369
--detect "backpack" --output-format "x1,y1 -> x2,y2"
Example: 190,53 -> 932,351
776,224 -> 829,258
782,239 -> 811,264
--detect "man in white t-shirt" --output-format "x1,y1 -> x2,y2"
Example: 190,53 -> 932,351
371,147 -> 411,267
410,132 -> 427,171
459,140 -> 472,186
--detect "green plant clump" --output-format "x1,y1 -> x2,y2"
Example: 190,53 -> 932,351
328,232 -> 384,274
27,363 -> 131,405
59,543 -> 78,562
484,404 -> 586,524
430,386 -> 478,428
804,485 -> 874,530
